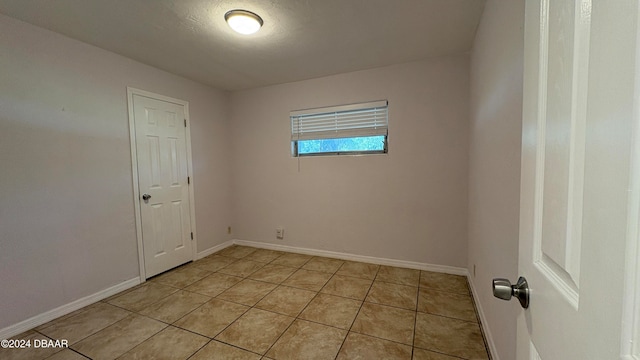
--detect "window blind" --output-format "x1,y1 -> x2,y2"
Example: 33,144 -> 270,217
290,100 -> 388,141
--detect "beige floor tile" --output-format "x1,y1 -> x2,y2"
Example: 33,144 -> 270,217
138,290 -> 210,323
7,329 -> 36,339
248,264 -> 297,284
217,279 -> 277,306
376,266 -> 420,286
119,326 -> 209,360
302,257 -> 345,273
216,245 -> 257,259
0,331 -> 64,360
320,275 -> 372,300
351,302 -> 415,345
412,348 -> 461,360
335,261 -> 380,280
255,285 -> 316,317
366,281 -> 418,310
184,272 -> 243,297
71,314 -> 166,359
190,340 -> 261,360
101,284 -> 143,304
282,269 -> 332,291
218,259 -> 265,278
215,308 -> 294,355
243,249 -> 284,263
35,303 -> 103,332
174,298 -> 249,338
299,294 -> 362,330
107,282 -> 178,312
192,255 -> 237,272
151,265 -> 212,289
419,271 -> 469,295
46,349 -> 90,360
38,302 -> 131,345
418,289 -> 477,322
414,313 -> 488,360
270,253 -> 313,268
266,320 -> 347,360
336,332 -> 412,360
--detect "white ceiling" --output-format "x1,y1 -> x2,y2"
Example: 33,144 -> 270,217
0,0 -> 486,91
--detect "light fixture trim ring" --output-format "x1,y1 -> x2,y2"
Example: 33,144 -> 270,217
224,9 -> 264,27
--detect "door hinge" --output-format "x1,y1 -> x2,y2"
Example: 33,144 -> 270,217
187,176 -> 190,185
190,232 -> 194,240
184,119 -> 187,127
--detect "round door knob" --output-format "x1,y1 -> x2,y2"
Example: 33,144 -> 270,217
492,276 -> 530,309
142,194 -> 151,201
492,278 -> 513,301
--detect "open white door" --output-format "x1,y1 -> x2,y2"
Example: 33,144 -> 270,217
128,89 -> 195,279
515,0 -> 640,359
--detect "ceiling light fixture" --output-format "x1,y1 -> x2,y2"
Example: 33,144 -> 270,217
225,9 -> 263,35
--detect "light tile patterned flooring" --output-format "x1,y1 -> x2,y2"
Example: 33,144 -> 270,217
2,245 -> 490,360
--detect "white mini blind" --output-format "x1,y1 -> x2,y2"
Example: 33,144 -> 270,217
290,100 -> 388,141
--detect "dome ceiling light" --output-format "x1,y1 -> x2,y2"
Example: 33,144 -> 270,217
225,9 -> 263,35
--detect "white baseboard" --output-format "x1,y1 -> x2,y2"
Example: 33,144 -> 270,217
468,276 -> 499,360
232,239 -> 468,276
0,277 -> 140,340
195,240 -> 235,260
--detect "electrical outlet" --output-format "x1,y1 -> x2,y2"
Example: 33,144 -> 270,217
276,227 -> 284,239
227,226 -> 232,234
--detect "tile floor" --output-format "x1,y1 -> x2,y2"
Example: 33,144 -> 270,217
2,245 -> 490,360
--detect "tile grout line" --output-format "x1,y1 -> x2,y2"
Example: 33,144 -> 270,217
259,258 -> 341,358
412,272 -> 423,359
332,264 -> 380,359
180,246 -> 268,359
112,249 -> 258,359
207,249 -> 312,357
205,249 -> 473,358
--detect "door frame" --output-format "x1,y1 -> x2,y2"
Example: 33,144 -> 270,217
126,87 -> 198,281
622,5 -> 640,357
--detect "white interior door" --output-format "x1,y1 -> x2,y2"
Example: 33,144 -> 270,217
131,92 -> 193,278
517,0 -> 640,359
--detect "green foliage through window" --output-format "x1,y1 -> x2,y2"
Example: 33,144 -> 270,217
294,135 -> 386,156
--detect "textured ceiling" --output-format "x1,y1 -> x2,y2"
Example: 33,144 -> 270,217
0,0 -> 486,91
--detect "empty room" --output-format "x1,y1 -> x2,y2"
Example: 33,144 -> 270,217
1,1 -> 640,359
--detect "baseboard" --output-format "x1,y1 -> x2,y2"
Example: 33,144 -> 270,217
195,240 -> 235,260
468,276 -> 499,360
0,277 -> 140,340
232,239 -> 468,276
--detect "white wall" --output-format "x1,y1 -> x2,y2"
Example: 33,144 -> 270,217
229,57 -> 470,267
467,1 -> 524,359
0,14 -> 232,329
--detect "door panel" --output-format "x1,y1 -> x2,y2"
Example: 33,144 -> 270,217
150,203 -> 165,255
518,0 -> 638,359
534,0 -> 588,307
133,94 -> 193,278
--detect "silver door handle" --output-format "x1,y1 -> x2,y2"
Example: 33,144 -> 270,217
142,194 -> 151,201
492,276 -> 530,309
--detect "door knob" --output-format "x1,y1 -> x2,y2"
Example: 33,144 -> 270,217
492,276 -> 530,309
142,194 -> 151,201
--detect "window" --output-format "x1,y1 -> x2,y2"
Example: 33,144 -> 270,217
290,100 -> 388,157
